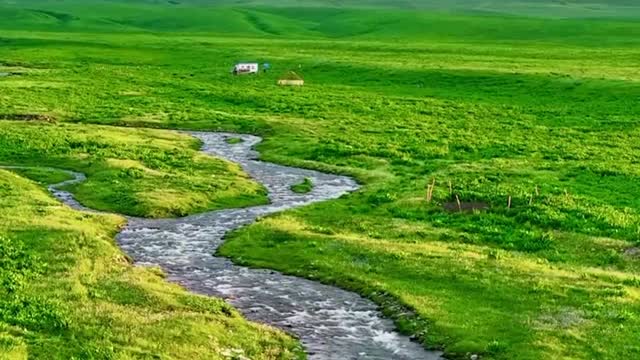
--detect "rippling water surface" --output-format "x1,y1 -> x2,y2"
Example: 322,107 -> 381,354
42,132 -> 443,360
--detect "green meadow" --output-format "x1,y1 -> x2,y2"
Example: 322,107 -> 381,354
0,168 -> 301,359
0,123 -> 268,217
1,0 -> 640,359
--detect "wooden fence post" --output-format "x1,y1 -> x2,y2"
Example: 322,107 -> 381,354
426,178 -> 436,203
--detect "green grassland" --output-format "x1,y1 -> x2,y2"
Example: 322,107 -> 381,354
0,122 -> 268,217
2,0 -> 640,359
4,0 -> 640,20
0,169 -> 302,359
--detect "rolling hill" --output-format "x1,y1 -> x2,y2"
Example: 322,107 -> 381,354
4,0 -> 640,18
1,0 -> 640,45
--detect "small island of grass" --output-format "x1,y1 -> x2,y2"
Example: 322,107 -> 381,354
291,177 -> 313,194
225,137 -> 244,144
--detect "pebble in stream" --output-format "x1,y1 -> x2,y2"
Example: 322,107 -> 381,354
41,132 -> 443,360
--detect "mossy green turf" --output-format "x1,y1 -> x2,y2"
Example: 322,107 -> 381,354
2,1 -> 640,359
0,122 -> 267,218
290,178 -> 313,194
7,167 -> 74,186
225,137 -> 244,144
0,169 -> 303,359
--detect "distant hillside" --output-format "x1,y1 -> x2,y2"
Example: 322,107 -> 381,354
1,0 -> 639,44
201,0 -> 640,17
3,0 -> 640,18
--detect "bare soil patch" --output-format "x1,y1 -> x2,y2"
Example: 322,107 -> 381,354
0,114 -> 57,122
624,247 -> 640,258
443,201 -> 489,213
535,308 -> 586,329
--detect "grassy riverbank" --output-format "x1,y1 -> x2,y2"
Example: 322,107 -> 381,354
0,169 -> 302,359
0,122 -> 267,218
1,0 -> 640,359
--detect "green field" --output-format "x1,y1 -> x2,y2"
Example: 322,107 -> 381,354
0,169 -> 301,359
0,123 -> 268,217
1,0 -> 640,359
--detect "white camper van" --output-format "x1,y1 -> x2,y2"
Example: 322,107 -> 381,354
233,63 -> 259,75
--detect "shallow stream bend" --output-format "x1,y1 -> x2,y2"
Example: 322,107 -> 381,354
38,132 -> 443,360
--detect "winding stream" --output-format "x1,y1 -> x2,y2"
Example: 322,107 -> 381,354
33,132 -> 443,360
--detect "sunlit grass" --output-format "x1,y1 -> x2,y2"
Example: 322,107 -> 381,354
1,1 -> 640,358
0,122 -> 268,218
221,215 -> 640,359
0,169 -> 303,359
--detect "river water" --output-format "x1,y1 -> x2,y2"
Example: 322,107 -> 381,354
40,132 -> 443,360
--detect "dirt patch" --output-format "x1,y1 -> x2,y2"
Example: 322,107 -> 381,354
535,308 -> 586,329
624,247 -> 640,258
0,114 -> 57,122
443,201 -> 489,213
0,71 -> 24,77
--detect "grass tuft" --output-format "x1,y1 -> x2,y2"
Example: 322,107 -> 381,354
290,177 -> 313,194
